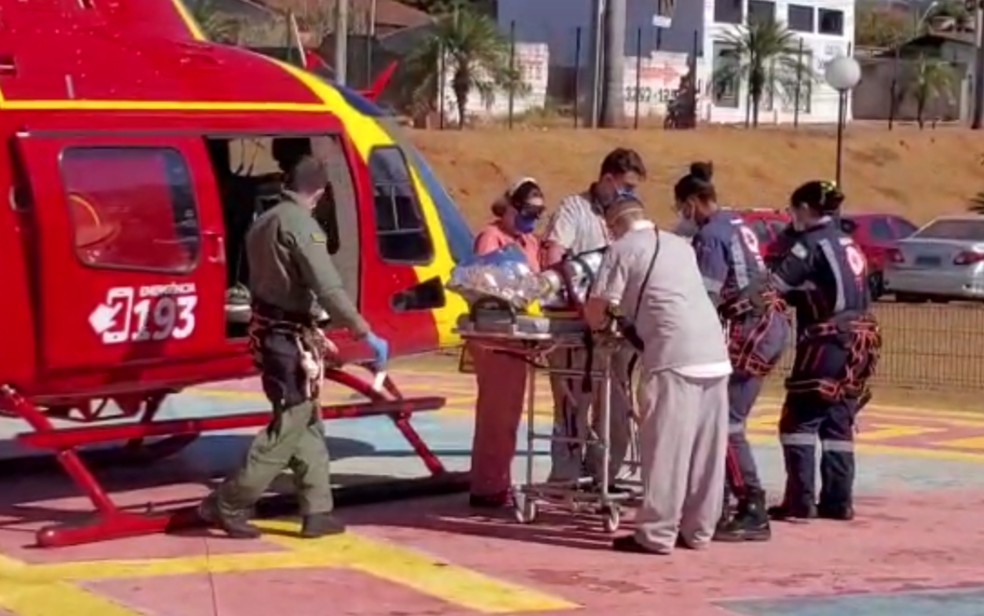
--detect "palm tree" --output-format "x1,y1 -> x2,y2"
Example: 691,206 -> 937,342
401,6 -> 526,128
899,54 -> 955,128
184,0 -> 242,43
712,20 -> 816,128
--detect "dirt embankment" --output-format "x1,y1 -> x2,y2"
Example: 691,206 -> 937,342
410,126 -> 984,228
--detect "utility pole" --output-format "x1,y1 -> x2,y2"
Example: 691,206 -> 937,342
600,0 -> 627,127
334,0 -> 349,85
588,0 -> 605,127
972,0 -> 984,128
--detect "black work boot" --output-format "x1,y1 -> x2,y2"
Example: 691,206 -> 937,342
300,512 -> 346,538
715,491 -> 771,542
817,502 -> 855,521
767,502 -> 817,521
198,496 -> 262,539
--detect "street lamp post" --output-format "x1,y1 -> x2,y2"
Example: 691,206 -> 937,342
824,55 -> 862,187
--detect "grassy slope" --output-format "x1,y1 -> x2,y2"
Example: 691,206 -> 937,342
409,125 -> 984,228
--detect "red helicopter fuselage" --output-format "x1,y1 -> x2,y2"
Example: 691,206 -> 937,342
0,0 -> 473,547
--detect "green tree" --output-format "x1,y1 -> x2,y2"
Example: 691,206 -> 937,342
183,0 -> 242,43
855,5 -> 911,48
401,6 -> 525,128
713,20 -> 816,128
900,55 -> 956,128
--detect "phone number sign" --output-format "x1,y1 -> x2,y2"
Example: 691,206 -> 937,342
89,284 -> 198,345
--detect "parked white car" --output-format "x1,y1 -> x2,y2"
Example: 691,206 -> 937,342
883,215 -> 984,302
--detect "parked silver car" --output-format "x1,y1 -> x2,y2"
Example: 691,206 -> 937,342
883,215 -> 984,302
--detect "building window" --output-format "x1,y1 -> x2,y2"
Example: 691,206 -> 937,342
818,9 -> 844,35
748,0 -> 775,25
714,0 -> 742,24
61,147 -> 200,272
787,4 -> 815,32
368,146 -> 433,263
712,42 -> 741,108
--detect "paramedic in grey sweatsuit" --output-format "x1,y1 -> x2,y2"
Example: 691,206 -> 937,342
540,148 -> 646,487
584,196 -> 732,555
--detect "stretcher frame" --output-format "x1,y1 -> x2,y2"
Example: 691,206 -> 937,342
458,325 -> 640,534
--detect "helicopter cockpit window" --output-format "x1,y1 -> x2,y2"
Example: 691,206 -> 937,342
60,147 -> 200,273
368,146 -> 433,264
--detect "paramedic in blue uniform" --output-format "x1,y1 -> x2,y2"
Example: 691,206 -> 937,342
673,162 -> 790,542
767,180 -> 881,522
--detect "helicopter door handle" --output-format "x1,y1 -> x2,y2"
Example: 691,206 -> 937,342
202,231 -> 225,264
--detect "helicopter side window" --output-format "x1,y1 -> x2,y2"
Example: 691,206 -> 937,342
60,147 -> 200,273
368,146 -> 433,264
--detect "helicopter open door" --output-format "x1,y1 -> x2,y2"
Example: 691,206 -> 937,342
14,132 -> 227,374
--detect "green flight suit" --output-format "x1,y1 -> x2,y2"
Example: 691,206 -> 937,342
215,192 -> 371,519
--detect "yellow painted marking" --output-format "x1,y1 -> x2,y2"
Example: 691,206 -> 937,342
261,521 -> 577,613
931,435 -> 984,450
854,424 -> 945,442
1,522 -> 575,615
0,99 -> 326,112
745,433 -> 984,463
168,0 -> 207,41
0,555 -> 138,616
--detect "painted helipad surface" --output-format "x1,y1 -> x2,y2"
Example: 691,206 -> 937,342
2,366 -> 984,615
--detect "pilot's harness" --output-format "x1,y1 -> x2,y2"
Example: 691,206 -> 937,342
785,311 -> 882,410
720,286 -> 789,377
248,300 -> 333,402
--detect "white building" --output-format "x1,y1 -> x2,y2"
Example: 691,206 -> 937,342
494,0 -> 856,124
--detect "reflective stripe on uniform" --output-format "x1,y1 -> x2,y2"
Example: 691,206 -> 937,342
818,238 -> 847,313
728,234 -> 751,291
728,423 -> 745,434
703,276 -> 724,294
779,433 -> 816,446
821,439 -> 855,452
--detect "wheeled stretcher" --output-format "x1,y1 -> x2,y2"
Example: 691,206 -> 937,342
456,298 -> 641,533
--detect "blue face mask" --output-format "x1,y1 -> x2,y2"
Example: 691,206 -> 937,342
515,213 -> 538,234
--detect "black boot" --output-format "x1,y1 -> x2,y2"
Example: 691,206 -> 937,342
198,496 -> 262,539
767,501 -> 817,521
817,502 -> 854,521
714,490 -> 771,542
300,513 -> 346,538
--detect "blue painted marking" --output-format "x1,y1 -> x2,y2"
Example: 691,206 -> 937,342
721,588 -> 984,616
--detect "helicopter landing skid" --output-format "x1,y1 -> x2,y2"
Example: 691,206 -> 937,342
0,369 -> 448,548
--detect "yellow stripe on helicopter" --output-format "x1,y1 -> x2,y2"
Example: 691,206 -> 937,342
271,59 -> 467,347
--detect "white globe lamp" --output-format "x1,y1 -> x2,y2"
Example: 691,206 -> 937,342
824,56 -> 862,92
824,55 -> 861,187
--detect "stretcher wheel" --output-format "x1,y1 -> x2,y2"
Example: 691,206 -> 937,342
513,493 -> 538,524
601,505 -> 621,533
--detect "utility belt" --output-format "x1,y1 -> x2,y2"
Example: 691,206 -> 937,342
785,312 -> 882,406
723,289 -> 788,377
249,300 -> 332,401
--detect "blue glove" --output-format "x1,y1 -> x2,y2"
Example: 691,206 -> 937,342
365,332 -> 389,372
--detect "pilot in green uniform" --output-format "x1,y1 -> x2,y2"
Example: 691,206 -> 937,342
199,155 -> 390,539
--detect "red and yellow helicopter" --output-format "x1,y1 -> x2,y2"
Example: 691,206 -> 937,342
0,0 -> 474,547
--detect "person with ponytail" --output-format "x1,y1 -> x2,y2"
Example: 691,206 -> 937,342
768,180 -> 881,522
467,178 -> 544,508
672,161 -> 791,542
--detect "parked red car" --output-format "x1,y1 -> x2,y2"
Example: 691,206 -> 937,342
734,208 -> 918,300
837,213 -> 918,298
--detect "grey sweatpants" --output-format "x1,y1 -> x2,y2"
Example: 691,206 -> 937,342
635,369 -> 729,553
546,346 -> 633,484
